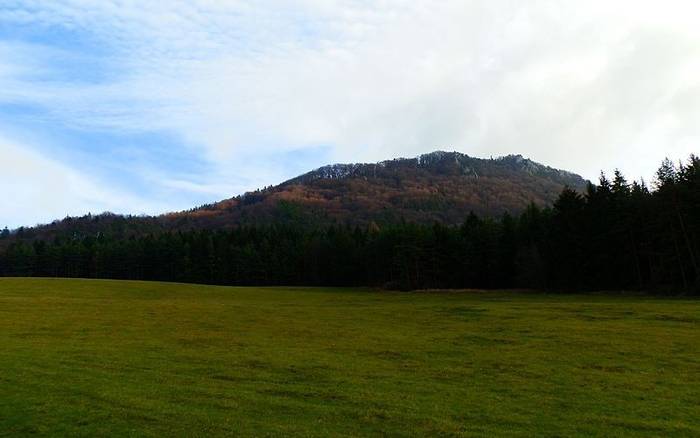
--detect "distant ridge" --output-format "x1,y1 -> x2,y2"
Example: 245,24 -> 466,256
188,150 -> 588,227
285,151 -> 583,186
1,150 -> 588,243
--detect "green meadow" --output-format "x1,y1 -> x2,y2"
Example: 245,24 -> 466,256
0,278 -> 698,436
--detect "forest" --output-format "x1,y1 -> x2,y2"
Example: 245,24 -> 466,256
1,156 -> 698,293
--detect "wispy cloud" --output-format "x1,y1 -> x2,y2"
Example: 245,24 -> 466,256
0,135 -> 169,227
0,1 -> 699,226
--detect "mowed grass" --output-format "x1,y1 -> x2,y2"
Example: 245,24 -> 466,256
0,279 -> 698,437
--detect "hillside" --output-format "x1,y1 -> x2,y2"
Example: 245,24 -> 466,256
2,151 -> 588,243
170,151 -> 588,228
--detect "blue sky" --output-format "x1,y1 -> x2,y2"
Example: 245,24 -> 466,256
1,1 -> 699,228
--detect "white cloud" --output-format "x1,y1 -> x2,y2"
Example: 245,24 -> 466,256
0,0 -> 699,223
0,136 -> 167,228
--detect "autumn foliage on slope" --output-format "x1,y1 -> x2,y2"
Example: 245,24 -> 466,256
175,151 -> 588,228
1,151 -> 587,244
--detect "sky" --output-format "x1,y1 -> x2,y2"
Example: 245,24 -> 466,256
0,0 -> 699,228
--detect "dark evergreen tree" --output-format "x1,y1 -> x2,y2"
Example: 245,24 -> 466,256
0,155 -> 697,294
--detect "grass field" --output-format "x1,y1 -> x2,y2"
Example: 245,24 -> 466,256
0,278 -> 698,436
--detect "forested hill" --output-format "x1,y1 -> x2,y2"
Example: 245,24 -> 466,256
1,154 -> 698,293
1,151 -> 588,243
172,151 -> 588,227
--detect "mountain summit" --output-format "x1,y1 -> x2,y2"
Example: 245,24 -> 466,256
180,151 -> 588,227
287,151 -> 581,185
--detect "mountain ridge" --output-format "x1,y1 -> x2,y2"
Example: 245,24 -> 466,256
282,151 -> 582,186
1,150 -> 589,244
183,150 -> 588,227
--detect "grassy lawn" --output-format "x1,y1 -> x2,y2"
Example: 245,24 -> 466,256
0,278 -> 698,436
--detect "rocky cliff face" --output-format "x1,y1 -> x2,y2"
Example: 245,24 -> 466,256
286,151 -> 585,188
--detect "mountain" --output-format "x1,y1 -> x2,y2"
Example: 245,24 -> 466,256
2,151 -> 588,243
167,151 -> 588,227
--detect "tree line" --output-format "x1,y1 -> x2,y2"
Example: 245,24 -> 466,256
1,156 -> 698,293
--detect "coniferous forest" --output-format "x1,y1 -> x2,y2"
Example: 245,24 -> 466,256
1,156 -> 698,293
